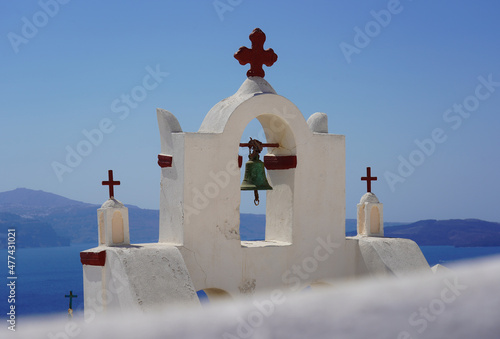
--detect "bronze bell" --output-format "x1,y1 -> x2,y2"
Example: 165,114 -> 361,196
241,154 -> 273,191
240,138 -> 272,205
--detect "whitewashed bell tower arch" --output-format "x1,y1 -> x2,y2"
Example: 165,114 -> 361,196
156,28 -> 346,294
200,82 -> 305,244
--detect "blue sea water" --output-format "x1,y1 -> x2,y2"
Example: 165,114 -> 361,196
419,245 -> 500,266
1,243 -> 93,318
2,243 -> 500,317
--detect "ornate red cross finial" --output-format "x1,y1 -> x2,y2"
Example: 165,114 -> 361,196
234,28 -> 278,78
361,167 -> 377,193
102,170 -> 120,199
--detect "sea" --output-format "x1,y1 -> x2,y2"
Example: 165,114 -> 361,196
2,243 -> 500,317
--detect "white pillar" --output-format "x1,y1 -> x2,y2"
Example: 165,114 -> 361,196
97,198 -> 130,246
357,192 -> 384,237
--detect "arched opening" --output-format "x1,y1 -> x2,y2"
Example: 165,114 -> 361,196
370,206 -> 380,234
111,211 -> 124,244
239,119 -> 267,241
196,288 -> 232,306
238,114 -> 296,244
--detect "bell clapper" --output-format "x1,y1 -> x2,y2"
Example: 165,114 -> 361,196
254,190 -> 259,206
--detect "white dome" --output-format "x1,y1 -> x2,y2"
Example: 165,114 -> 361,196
101,198 -> 125,209
359,192 -> 379,204
198,77 -> 277,133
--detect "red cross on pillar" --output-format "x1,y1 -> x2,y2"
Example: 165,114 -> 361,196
234,28 -> 278,78
361,167 -> 377,193
102,170 -> 120,199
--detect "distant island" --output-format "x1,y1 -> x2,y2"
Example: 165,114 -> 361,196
346,219 -> 500,247
0,188 -> 499,248
0,212 -> 70,248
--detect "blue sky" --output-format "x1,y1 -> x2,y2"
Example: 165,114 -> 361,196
1,0 -> 499,222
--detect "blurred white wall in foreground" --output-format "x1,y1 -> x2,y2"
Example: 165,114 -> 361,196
11,255 -> 500,339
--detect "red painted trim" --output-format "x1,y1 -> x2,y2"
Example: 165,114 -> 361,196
80,251 -> 106,266
158,154 -> 173,168
264,155 -> 297,170
238,155 -> 243,168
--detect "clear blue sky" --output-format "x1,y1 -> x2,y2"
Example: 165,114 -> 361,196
1,0 -> 499,222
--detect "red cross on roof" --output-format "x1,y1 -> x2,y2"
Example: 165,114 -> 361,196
234,28 -> 278,78
102,170 -> 120,199
361,167 -> 377,193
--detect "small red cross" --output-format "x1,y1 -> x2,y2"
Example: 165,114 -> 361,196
65,290 -> 77,310
102,170 -> 120,199
234,28 -> 278,78
361,167 -> 377,193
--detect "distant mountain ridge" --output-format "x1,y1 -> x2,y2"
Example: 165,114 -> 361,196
0,188 -> 499,248
0,188 -> 155,248
0,188 -> 95,217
